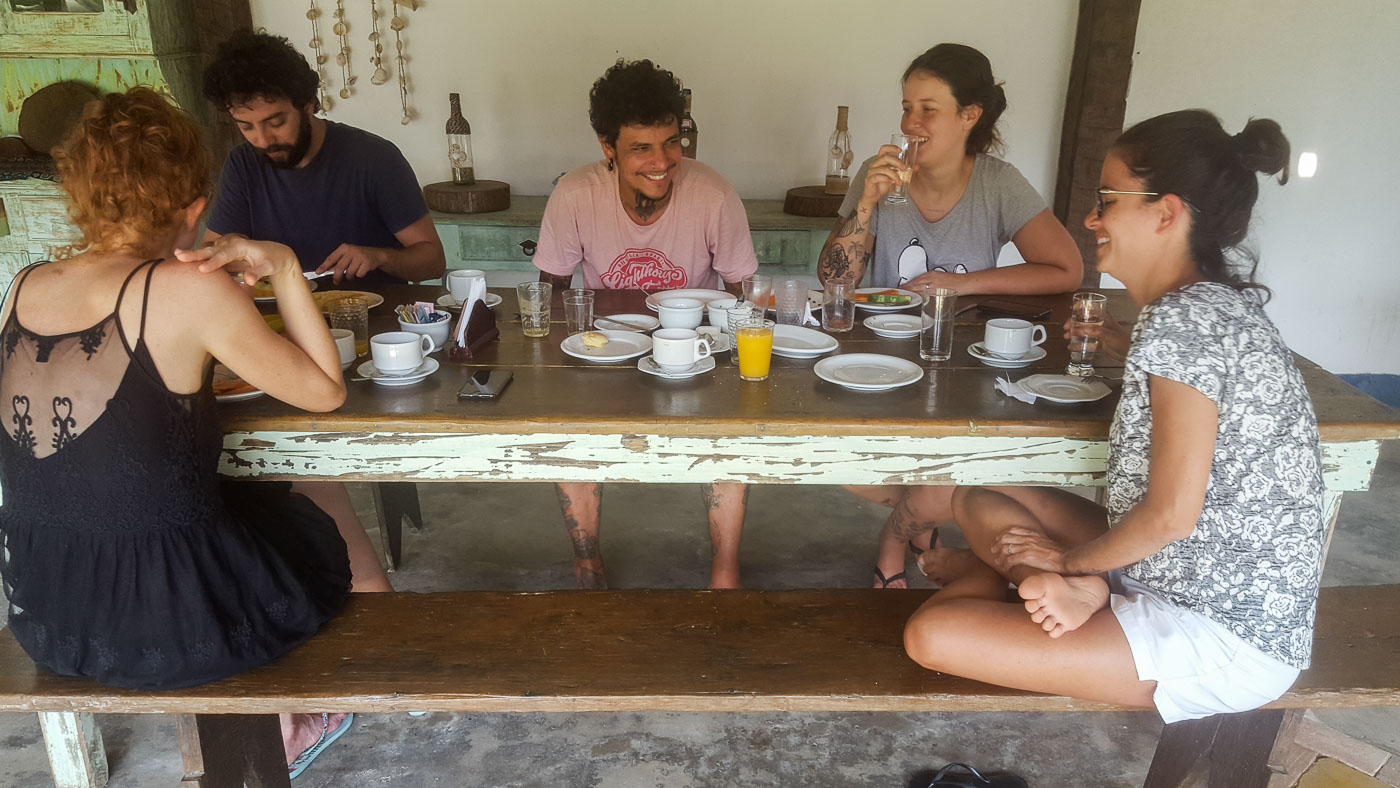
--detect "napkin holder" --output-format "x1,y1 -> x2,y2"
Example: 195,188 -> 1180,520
448,298 -> 499,360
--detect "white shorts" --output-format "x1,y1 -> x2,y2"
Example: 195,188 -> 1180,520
1108,571 -> 1300,724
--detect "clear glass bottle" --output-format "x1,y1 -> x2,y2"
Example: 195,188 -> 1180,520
446,92 -> 475,185
824,105 -> 853,195
679,88 -> 698,159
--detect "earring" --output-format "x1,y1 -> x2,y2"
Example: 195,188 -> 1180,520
606,159 -> 615,172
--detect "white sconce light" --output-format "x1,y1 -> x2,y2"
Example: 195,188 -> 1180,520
1298,152 -> 1318,178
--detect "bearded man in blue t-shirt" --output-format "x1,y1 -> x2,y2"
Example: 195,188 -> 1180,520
201,30 -> 445,286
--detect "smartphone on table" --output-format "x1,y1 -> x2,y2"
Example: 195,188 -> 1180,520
959,298 -> 1052,322
458,369 -> 513,399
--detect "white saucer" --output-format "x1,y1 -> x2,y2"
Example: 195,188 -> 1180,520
968,342 -> 1047,369
770,324 -> 839,358
695,330 -> 731,354
212,364 -> 266,403
813,353 -> 924,391
638,354 -> 716,379
1017,374 -> 1112,403
560,330 -> 653,362
863,313 -> 930,339
594,313 -> 660,332
356,357 -> 439,387
437,293 -> 502,311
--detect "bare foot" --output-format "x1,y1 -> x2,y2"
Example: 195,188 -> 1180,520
1018,573 -> 1109,638
281,712 -> 349,764
574,560 -> 607,590
916,544 -> 980,587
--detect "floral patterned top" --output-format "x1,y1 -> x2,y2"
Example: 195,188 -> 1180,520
1109,281 -> 1324,669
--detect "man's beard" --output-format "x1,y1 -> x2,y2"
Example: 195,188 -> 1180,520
256,113 -> 313,170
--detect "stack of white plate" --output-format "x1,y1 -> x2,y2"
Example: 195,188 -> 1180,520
770,324 -> 839,359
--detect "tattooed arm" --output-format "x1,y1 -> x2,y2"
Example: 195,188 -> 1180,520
817,206 -> 875,285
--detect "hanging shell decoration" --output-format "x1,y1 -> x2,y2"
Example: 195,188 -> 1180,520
367,0 -> 390,86
306,1 -> 333,111
391,0 -> 419,125
333,0 -> 355,100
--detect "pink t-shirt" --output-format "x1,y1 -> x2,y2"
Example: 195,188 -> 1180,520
533,158 -> 759,290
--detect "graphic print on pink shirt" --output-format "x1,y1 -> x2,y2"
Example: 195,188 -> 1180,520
601,249 -> 688,290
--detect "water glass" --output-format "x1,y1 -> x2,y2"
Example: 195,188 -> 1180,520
822,276 -> 855,332
726,304 -> 755,335
919,287 -> 957,362
884,134 -> 921,205
741,274 -> 773,313
563,289 -> 595,335
735,317 -> 775,382
1067,292 -> 1107,377
327,297 -> 369,356
516,281 -> 552,338
773,279 -> 807,325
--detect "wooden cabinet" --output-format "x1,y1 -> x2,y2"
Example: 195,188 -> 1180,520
0,178 -> 78,280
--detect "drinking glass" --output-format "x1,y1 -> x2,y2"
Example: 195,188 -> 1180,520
884,134 -> 921,205
741,274 -> 773,314
773,279 -> 807,326
919,287 -> 957,362
327,297 -> 370,356
515,282 -> 552,338
822,276 -> 855,332
1067,292 -> 1108,377
735,317 -> 775,382
562,289 -> 595,335
726,304 -> 755,335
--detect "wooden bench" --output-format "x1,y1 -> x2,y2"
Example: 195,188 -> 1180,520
2,586 -> 1397,787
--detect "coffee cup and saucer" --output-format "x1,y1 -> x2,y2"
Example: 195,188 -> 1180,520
969,318 -> 1047,369
639,328 -> 715,379
357,331 -> 440,386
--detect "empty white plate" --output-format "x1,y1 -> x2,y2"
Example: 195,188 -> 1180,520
863,313 -> 930,339
814,353 -> 924,391
853,287 -> 923,312
645,288 -> 731,311
637,355 -> 716,379
968,342 -> 1047,369
594,313 -> 660,332
560,330 -> 653,362
1016,374 -> 1112,403
356,357 -> 439,387
771,324 -> 839,358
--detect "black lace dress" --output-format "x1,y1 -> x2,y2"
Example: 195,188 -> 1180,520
0,260 -> 351,689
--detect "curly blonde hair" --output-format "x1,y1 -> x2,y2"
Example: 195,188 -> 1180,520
53,87 -> 210,259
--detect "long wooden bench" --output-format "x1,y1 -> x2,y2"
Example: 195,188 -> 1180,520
2,586 -> 1397,787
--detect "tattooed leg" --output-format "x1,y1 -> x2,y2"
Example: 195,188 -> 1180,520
702,483 -> 747,589
555,482 -> 606,589
873,486 -> 955,589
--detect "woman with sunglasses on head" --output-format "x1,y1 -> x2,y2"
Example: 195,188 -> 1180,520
901,110 -> 1323,723
819,43 -> 1082,590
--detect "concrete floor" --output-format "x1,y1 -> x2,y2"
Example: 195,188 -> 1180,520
2,443 -> 1397,787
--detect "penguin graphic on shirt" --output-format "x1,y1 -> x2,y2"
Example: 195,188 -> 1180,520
896,237 -> 967,284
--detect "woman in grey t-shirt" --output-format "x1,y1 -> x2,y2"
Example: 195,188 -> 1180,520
828,44 -> 1082,590
902,110 -> 1321,724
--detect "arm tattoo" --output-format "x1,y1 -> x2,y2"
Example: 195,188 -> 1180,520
821,244 -> 853,279
835,214 -> 866,239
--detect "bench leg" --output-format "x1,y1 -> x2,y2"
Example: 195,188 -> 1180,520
1144,708 -> 1287,788
177,713 -> 289,788
37,712 -> 108,788
372,481 -> 423,571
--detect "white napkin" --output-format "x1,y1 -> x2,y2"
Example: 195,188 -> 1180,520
454,275 -> 488,347
994,375 -> 1038,404
802,300 -> 819,327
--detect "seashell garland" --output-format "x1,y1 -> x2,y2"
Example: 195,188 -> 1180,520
333,0 -> 355,99
304,0 -> 418,121
305,1 -> 333,111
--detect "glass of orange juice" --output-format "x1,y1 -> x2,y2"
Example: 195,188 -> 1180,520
735,317 -> 775,381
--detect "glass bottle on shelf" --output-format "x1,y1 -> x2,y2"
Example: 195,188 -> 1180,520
825,105 -> 853,195
679,88 -> 698,159
446,92 -> 475,185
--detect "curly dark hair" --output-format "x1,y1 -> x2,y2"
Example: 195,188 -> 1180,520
203,29 -> 320,112
588,59 -> 685,148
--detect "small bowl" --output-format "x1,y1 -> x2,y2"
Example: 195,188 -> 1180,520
706,297 -> 738,330
657,297 -> 704,330
397,311 -> 452,350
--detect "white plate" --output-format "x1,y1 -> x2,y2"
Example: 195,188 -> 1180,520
252,278 -> 317,303
594,313 -> 660,332
560,330 -> 653,362
645,288 -> 732,312
212,364 -> 265,402
863,313 -> 930,339
356,357 -> 439,387
1016,374 -> 1112,403
968,342 -> 1047,369
814,353 -> 924,391
637,354 -> 716,379
853,287 -> 923,312
770,324 -> 839,358
437,293 -> 502,311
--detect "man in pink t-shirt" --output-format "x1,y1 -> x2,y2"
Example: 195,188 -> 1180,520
535,58 -> 758,591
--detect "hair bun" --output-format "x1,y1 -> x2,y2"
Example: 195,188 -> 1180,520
1231,118 -> 1290,183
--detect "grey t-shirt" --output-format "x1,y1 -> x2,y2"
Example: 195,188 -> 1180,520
837,154 -> 1045,288
1110,282 -> 1324,669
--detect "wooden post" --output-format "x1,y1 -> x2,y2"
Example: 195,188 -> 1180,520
178,713 -> 288,788
37,712 -> 108,788
1144,709 -> 1287,788
1052,0 -> 1143,287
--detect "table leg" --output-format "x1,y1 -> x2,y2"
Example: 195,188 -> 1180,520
38,712 -> 107,788
1143,708 -> 1287,787
178,713 -> 288,787
371,481 -> 424,571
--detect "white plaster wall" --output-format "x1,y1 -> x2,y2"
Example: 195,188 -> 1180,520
1125,0 -> 1400,374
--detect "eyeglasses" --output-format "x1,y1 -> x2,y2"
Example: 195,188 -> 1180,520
1095,188 -> 1160,218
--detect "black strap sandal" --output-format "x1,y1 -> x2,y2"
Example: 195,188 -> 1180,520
874,567 -> 908,588
910,762 -> 1029,788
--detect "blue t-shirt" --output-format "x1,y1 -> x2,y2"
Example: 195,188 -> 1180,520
207,121 -> 428,285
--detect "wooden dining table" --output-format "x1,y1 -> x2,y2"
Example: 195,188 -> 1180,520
226,285 -> 1400,556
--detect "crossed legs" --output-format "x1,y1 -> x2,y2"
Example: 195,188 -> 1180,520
845,484 -> 954,589
554,481 -> 748,589
903,486 -> 1156,708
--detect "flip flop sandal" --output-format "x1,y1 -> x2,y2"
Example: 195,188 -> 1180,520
908,527 -> 940,556
912,762 -> 1029,788
287,712 -> 354,779
874,566 -> 908,588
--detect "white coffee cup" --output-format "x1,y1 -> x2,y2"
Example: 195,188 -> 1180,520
651,328 -> 712,372
706,297 -> 738,331
370,331 -> 436,376
983,318 -> 1047,359
329,328 -> 357,368
447,269 -> 486,303
657,297 -> 705,330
